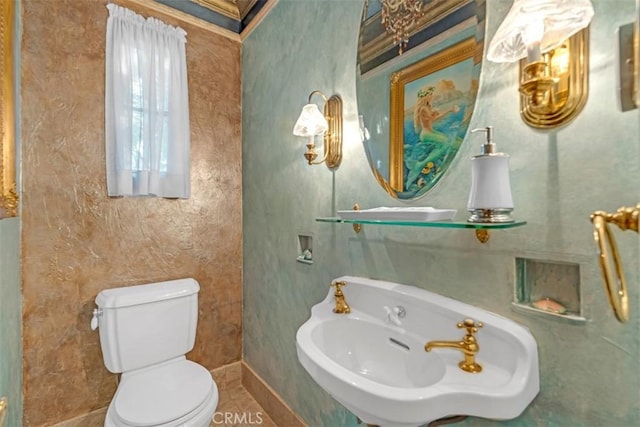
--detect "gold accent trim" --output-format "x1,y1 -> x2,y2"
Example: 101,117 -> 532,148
475,229 -> 489,243
389,37 -> 475,192
323,95 -> 343,169
352,203 -> 362,233
590,204 -> 639,323
0,397 -> 7,427
371,167 -> 398,199
518,28 -> 589,128
240,0 -> 278,41
425,318 -> 483,373
634,0 -> 639,107
191,0 -> 259,21
330,280 -> 351,314
0,0 -> 16,219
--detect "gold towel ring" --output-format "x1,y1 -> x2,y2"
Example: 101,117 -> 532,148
591,214 -> 629,322
0,397 -> 7,427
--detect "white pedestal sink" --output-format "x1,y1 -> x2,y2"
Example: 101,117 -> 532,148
296,276 -> 539,427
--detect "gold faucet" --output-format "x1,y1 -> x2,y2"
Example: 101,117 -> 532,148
330,281 -> 350,314
425,318 -> 483,373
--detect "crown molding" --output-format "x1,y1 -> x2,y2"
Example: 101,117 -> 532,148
124,0 -> 241,41
241,0 -> 277,40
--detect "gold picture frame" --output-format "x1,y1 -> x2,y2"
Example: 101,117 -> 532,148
0,0 -> 17,218
635,0 -> 639,107
389,37 -> 476,197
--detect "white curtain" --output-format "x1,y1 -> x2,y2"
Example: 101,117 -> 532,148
105,4 -> 190,198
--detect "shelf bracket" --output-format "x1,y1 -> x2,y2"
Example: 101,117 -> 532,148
352,203 -> 362,233
475,229 -> 490,243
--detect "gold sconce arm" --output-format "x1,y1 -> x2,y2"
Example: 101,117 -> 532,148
590,204 -> 639,323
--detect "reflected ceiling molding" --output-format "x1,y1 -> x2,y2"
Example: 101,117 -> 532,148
153,0 -> 274,37
358,0 -> 478,76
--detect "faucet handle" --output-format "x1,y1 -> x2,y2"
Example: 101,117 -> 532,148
330,280 -> 347,293
457,318 -> 483,335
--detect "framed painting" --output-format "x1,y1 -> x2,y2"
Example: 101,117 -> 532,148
389,37 -> 477,198
0,0 -> 17,218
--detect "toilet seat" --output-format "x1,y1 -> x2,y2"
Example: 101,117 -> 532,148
111,359 -> 216,427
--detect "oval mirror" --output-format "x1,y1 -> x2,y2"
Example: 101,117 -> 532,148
356,0 -> 486,199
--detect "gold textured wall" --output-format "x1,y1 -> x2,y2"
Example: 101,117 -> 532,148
20,0 -> 242,425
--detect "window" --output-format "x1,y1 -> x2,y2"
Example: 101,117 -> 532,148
105,4 -> 190,198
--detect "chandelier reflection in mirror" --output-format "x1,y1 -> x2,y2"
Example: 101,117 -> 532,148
381,0 -> 425,54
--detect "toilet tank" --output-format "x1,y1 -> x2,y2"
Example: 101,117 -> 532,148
95,278 -> 200,373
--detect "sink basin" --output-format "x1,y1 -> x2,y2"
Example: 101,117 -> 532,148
296,276 -> 539,427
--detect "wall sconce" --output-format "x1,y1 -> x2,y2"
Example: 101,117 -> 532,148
293,91 -> 343,168
487,0 -> 594,128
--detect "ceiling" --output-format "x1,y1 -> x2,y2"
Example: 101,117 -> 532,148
153,0 -> 273,35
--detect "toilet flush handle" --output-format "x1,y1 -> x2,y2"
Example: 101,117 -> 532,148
91,308 -> 103,331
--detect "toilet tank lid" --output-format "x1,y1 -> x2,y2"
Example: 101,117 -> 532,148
96,278 -> 200,308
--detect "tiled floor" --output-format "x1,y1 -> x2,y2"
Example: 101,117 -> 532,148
54,383 -> 277,427
211,383 -> 278,427
54,362 -> 287,427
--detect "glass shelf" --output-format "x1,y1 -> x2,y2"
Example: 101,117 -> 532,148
316,217 -> 527,229
316,217 -> 526,242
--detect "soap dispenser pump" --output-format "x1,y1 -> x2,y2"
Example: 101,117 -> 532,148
467,126 -> 514,223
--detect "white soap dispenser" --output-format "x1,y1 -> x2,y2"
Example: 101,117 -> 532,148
467,126 -> 514,223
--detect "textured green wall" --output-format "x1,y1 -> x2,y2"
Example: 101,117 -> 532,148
242,0 -> 639,425
0,219 -> 22,427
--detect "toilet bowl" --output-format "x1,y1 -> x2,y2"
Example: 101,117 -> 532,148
93,278 -> 218,427
104,358 -> 218,427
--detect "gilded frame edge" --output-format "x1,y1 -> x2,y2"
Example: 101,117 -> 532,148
634,0 -> 639,107
389,37 -> 476,193
0,0 -> 17,219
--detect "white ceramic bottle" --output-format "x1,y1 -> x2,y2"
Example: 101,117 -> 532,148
467,126 -> 514,223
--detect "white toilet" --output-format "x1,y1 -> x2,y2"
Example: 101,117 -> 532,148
92,278 -> 218,427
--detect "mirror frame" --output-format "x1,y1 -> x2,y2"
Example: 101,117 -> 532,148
0,0 -> 17,219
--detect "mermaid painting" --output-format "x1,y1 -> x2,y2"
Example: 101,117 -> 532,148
400,81 -> 467,198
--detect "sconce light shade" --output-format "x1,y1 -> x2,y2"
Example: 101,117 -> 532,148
487,0 -> 593,128
293,104 -> 329,137
293,91 -> 343,168
487,0 -> 594,63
